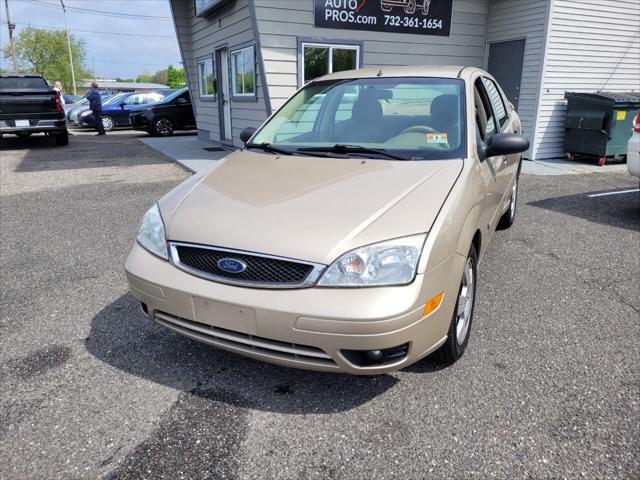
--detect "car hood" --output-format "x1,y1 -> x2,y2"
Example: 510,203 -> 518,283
160,150 -> 462,265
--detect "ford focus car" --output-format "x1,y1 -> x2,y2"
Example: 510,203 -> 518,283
125,66 -> 529,374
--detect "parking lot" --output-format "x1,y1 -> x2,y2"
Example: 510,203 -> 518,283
1,133 -> 639,479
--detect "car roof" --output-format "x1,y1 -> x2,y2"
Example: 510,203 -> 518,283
0,74 -> 45,79
316,65 -> 470,82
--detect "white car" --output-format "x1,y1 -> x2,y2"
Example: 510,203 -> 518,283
628,112 -> 640,178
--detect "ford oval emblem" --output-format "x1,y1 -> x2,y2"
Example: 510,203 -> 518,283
217,258 -> 247,274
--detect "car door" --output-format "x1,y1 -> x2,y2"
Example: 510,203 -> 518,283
176,92 -> 195,129
480,77 -> 520,220
119,94 -> 143,125
473,76 -> 502,232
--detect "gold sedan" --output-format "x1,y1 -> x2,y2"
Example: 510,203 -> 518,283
125,66 -> 529,374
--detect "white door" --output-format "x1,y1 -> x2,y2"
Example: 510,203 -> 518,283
219,49 -> 232,141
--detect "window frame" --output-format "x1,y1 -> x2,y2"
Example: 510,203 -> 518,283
197,56 -> 216,101
474,78 -> 499,145
230,45 -> 257,100
298,40 -> 362,86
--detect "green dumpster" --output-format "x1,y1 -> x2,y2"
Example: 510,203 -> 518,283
564,91 -> 640,165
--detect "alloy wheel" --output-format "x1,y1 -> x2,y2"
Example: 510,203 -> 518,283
456,258 -> 475,345
156,119 -> 173,136
509,179 -> 518,221
102,116 -> 114,131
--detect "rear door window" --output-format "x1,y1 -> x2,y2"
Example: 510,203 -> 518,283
0,77 -> 49,90
481,77 -> 508,128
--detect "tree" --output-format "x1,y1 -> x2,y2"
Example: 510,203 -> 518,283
2,27 -> 91,91
167,65 -> 186,89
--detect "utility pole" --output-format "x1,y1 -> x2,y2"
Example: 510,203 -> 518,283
60,0 -> 77,95
4,0 -> 18,72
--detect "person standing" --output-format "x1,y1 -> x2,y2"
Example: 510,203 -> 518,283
86,82 -> 105,136
53,81 -> 65,105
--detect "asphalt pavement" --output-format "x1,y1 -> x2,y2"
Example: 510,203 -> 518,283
1,132 -> 639,479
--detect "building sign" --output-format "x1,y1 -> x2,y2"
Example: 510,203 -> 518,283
195,0 -> 234,17
314,0 -> 453,36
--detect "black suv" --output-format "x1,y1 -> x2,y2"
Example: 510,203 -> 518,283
129,88 -> 196,137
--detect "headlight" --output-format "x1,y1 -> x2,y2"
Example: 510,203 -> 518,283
137,204 -> 168,260
318,234 -> 426,287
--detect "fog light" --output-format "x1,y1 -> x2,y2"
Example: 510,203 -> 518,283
423,292 -> 445,317
341,343 -> 409,367
366,350 -> 384,362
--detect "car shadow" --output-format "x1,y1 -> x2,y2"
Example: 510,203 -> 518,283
85,294 -> 399,414
528,188 -> 640,232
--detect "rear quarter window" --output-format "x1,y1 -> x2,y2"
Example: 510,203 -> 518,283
0,77 -> 49,90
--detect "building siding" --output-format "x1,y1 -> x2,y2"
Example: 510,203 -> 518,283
170,0 -> 268,146
486,0 -> 550,158
532,0 -> 640,159
253,0 -> 490,110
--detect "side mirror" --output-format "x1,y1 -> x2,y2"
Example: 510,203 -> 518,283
485,133 -> 530,158
240,127 -> 257,144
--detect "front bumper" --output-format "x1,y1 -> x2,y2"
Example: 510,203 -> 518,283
125,243 -> 465,374
0,119 -> 66,134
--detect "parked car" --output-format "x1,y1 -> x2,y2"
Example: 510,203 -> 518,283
628,111 -> 640,178
129,88 -> 196,136
380,0 -> 431,15
125,66 -> 529,374
0,74 -> 68,145
77,91 -> 168,131
63,94 -> 82,105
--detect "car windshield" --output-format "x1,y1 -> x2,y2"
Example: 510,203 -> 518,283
251,77 -> 466,160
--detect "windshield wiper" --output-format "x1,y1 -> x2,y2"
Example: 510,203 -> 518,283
245,143 -> 294,156
297,144 -> 409,160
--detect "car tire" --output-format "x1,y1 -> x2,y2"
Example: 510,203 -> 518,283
54,131 -> 69,146
434,243 -> 477,365
497,173 -> 519,230
153,117 -> 174,137
102,116 -> 115,132
405,0 -> 417,14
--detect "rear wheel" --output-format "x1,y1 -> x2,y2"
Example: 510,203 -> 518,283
102,116 -> 115,132
497,175 -> 518,230
434,244 -> 477,364
54,130 -> 69,146
153,117 -> 174,137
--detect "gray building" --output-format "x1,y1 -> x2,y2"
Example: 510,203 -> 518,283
170,0 -> 640,159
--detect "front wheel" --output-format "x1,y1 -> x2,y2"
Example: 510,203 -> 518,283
153,117 -> 174,137
404,0 -> 417,14
102,116 -> 115,132
434,244 -> 477,364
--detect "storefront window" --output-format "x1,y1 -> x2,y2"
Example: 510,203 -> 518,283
231,46 -> 255,97
198,57 -> 216,97
302,43 -> 360,83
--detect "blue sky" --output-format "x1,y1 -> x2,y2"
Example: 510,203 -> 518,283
0,0 -> 181,79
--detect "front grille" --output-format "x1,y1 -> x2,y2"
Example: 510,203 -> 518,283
154,311 -> 338,368
170,243 -> 324,288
